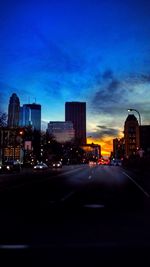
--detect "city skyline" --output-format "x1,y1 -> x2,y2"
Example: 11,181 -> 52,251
1,0 -> 150,155
0,90 -> 148,156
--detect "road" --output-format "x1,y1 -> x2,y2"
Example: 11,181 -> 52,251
0,164 -> 150,265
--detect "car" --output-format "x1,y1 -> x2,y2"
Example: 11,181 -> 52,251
98,158 -> 110,165
2,160 -> 22,173
52,161 -> 62,168
110,159 -> 122,166
89,161 -> 97,166
0,165 -> 3,173
33,162 -> 49,170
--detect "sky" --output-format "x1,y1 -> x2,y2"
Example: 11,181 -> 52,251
0,0 -> 150,155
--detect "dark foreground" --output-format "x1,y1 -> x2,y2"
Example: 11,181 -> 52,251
0,164 -> 150,266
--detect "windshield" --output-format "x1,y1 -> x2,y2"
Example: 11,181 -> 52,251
0,0 -> 150,265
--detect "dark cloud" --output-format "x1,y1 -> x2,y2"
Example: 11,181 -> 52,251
107,79 -> 120,92
128,73 -> 150,84
91,77 -> 123,114
102,69 -> 113,80
97,125 -> 119,137
90,69 -> 150,120
140,74 -> 150,82
92,68 -> 112,86
88,125 -> 119,139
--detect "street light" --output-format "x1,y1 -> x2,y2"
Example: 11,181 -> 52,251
127,108 -> 141,126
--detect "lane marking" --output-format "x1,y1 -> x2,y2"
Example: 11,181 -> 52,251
1,166 -> 86,191
49,200 -> 56,204
57,166 -> 86,177
84,204 -> 105,209
122,171 -> 150,198
61,191 -> 74,202
0,245 -> 28,249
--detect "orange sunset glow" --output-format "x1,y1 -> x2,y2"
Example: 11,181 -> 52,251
87,132 -> 123,157
87,137 -> 111,156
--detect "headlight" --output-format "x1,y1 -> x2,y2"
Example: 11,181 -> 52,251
34,166 -> 37,169
40,166 -> 42,169
0,166 -> 2,169
7,166 -> 10,170
53,164 -> 55,167
57,164 -> 60,167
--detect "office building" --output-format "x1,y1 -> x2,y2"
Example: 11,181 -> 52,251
47,121 -> 75,143
20,103 -> 41,131
0,127 -> 24,163
65,102 -> 86,145
124,114 -> 140,158
81,143 -> 101,162
8,93 -> 20,127
139,125 -> 150,155
113,138 -> 125,159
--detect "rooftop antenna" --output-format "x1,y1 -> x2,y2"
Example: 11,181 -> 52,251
34,97 -> 36,103
28,96 -> 30,104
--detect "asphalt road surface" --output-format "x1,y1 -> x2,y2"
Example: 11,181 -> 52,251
0,164 -> 150,266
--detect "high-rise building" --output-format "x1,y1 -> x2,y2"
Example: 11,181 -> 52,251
65,102 -> 86,145
47,121 -> 75,143
19,103 -> 41,131
124,114 -> 140,158
8,93 -> 20,127
139,125 -> 150,155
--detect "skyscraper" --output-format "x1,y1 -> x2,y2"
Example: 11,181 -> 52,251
8,93 -> 20,127
124,114 -> 140,158
65,102 -> 86,145
20,103 -> 41,131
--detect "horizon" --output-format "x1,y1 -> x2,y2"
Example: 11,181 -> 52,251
1,92 -> 139,156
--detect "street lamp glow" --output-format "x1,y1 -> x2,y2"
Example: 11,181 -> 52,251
127,108 -> 141,126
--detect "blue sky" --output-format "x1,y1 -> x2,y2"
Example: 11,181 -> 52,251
0,0 -> 150,153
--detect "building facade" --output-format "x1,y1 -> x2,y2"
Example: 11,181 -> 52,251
124,114 -> 140,158
0,127 -> 24,163
139,125 -> 150,155
113,138 -> 125,159
8,93 -> 20,127
47,121 -> 75,143
65,102 -> 86,145
81,143 -> 101,162
19,103 -> 41,131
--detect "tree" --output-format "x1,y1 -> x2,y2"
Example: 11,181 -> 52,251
41,132 -> 64,162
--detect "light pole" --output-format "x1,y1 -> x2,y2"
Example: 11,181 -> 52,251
128,108 -> 141,126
